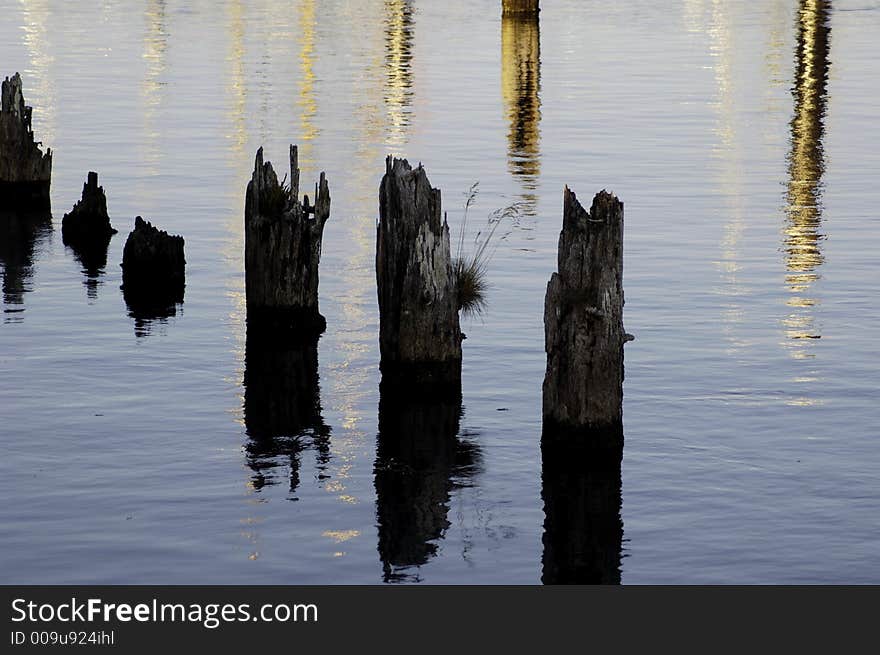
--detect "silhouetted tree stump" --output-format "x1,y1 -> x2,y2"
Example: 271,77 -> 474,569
543,188 -> 630,454
502,0 -> 539,16
377,157 -> 462,390
62,172 -> 116,285
0,73 -> 52,210
244,145 -> 330,335
121,216 -> 185,317
62,172 -> 115,243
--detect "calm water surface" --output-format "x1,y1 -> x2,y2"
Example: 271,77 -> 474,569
1,0 -> 878,583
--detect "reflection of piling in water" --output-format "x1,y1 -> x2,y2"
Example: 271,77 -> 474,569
383,0 -> 415,147
541,438 -> 623,584
377,157 -> 462,389
543,188 -> 629,454
245,145 -> 330,335
62,172 -> 117,297
243,323 -> 329,493
0,73 -> 52,210
783,0 -> 830,342
0,209 -> 51,317
502,0 -> 540,16
374,380 -> 479,582
501,14 -> 541,189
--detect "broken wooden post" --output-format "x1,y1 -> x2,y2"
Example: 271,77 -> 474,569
62,172 -> 116,248
120,216 -> 185,316
542,188 -> 629,454
502,0 -> 539,16
0,73 -> 52,210
62,172 -> 116,295
244,145 -> 330,335
377,157 -> 462,389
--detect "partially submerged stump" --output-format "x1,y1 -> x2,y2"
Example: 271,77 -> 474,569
0,73 -> 52,210
502,0 -> 539,15
62,172 -> 115,244
377,157 -> 462,389
244,145 -> 330,335
120,216 -> 185,317
542,188 -> 629,454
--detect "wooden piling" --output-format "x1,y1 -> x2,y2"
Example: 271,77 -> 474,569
376,156 -> 462,389
121,216 -> 185,316
244,145 -> 330,335
542,188 -> 629,452
62,172 -> 116,245
0,73 -> 52,210
502,0 -> 540,16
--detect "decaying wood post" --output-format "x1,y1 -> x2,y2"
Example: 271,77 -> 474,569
62,172 -> 116,246
502,0 -> 539,16
0,73 -> 52,210
376,157 -> 462,390
542,188 -> 630,454
244,145 -> 330,336
121,216 -> 185,314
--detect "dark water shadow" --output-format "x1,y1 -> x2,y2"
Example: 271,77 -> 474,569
782,0 -> 831,347
501,13 -> 541,219
122,290 -> 184,338
243,323 -> 330,497
64,237 -> 112,300
541,425 -> 624,585
374,380 -> 482,583
0,209 -> 52,322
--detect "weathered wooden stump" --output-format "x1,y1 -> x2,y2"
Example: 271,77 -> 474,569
541,446 -> 623,584
374,379 -> 479,581
542,188 -> 629,454
244,145 -> 330,335
502,0 -> 539,16
0,73 -> 52,210
120,216 -> 185,316
377,156 -> 462,389
62,172 -> 115,242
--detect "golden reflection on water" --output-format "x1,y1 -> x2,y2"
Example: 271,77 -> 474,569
707,0 -> 751,354
383,0 -> 414,150
20,0 -> 55,146
224,0 -> 248,415
140,0 -> 167,182
296,0 -> 320,169
501,13 -> 541,215
782,0 -> 830,359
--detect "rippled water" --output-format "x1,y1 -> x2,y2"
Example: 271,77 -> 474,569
1,0 -> 878,583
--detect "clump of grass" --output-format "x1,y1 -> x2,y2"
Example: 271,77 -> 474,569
259,173 -> 291,216
452,183 -> 521,318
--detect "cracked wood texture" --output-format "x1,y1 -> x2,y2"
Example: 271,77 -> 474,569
377,157 -> 462,388
543,188 -> 626,450
0,73 -> 52,209
244,145 -> 330,335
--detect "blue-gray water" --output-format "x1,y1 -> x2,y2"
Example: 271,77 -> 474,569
1,0 -> 878,583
